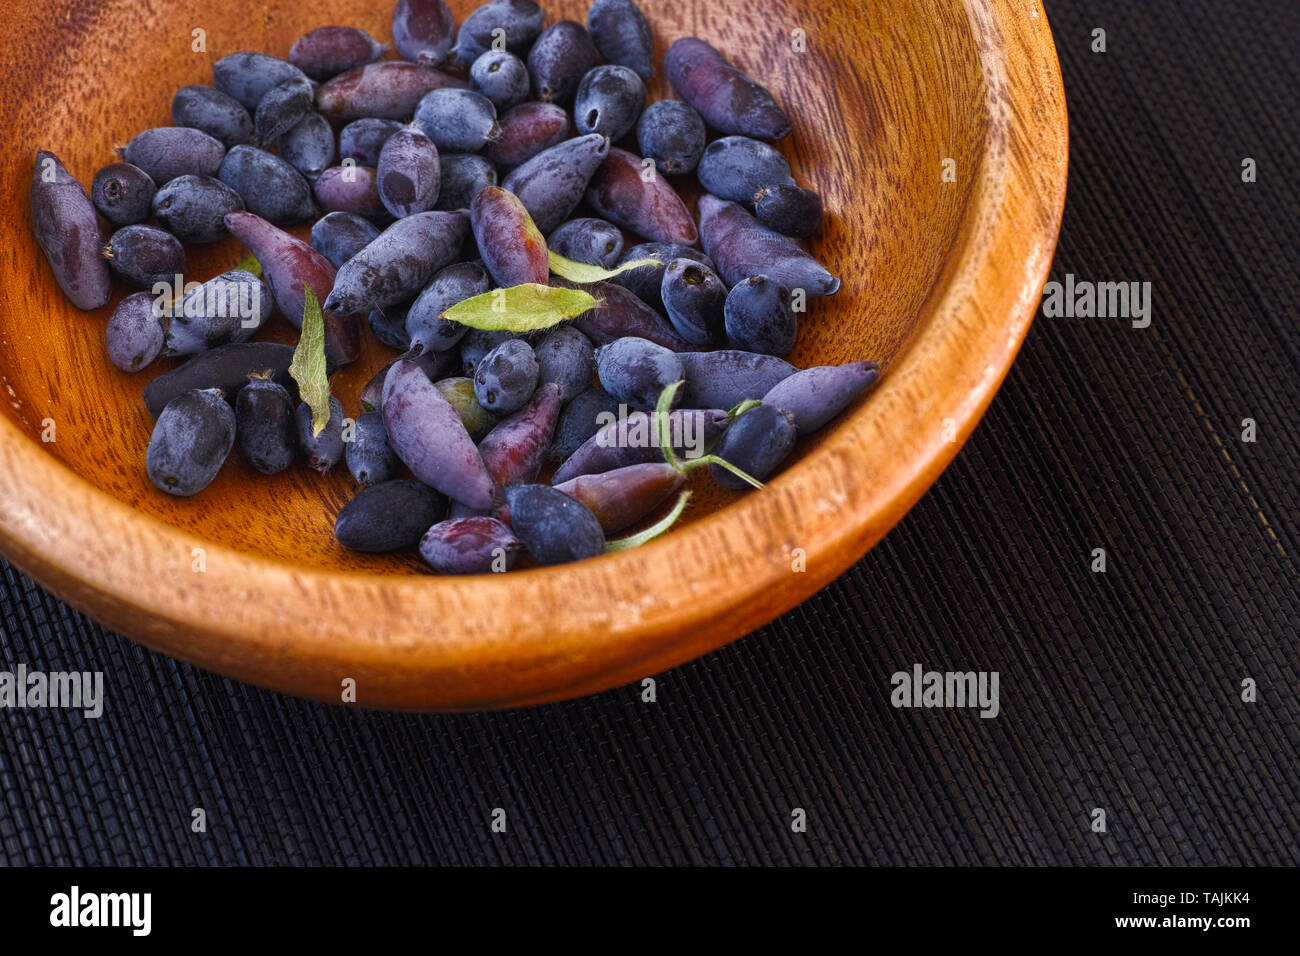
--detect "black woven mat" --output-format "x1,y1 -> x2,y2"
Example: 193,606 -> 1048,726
2,0 -> 1297,866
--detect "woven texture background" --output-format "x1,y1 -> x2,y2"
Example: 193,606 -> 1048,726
2,0 -> 1297,866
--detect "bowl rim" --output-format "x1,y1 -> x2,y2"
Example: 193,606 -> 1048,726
0,0 -> 1068,711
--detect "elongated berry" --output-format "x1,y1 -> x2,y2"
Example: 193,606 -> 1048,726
501,133 -> 611,234
172,85 -> 254,149
296,395 -> 346,473
313,165 -> 386,220
91,162 -> 156,226
339,117 -> 404,165
698,194 -> 839,295
588,0 -> 655,82
103,225 -> 185,288
637,100 -> 706,175
555,462 -> 684,533
382,357 -> 495,508
290,26 -> 386,81
218,145 -> 316,224
166,269 -> 271,356
420,517 -> 519,573
235,376 -> 296,474
121,127 -> 225,185
378,125 -> 441,218
677,349 -> 796,409
664,37 -> 791,140
548,217 -> 622,269
336,480 -> 447,552
152,174 -> 244,243
696,135 -> 794,204
279,112 -> 336,180
552,408 -> 729,483
142,342 -> 300,417
527,20 -> 596,105
406,260 -> 491,353
223,211 -> 332,325
414,88 -> 499,153
325,210 -> 470,314
761,361 -> 880,434
662,258 -> 726,346
254,76 -> 314,146
30,150 -> 112,310
574,65 -> 645,142
484,101 -> 569,173
724,275 -> 797,356
105,292 -> 167,372
436,154 -> 497,211
316,62 -> 468,121
478,381 -> 561,486
504,484 -> 605,565
470,186 -> 548,287
147,388 -> 237,496
345,410 -> 398,486
213,51 -> 311,111
708,403 -> 796,489
471,51 -> 530,111
393,0 -> 456,65
311,211 -> 380,268
474,338 -> 539,414
585,147 -> 698,245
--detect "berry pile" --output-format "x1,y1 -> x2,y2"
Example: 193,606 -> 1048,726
28,0 -> 880,573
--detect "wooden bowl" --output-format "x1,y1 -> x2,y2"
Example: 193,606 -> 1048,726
0,0 -> 1066,710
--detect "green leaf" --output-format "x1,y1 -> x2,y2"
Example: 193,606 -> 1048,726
547,251 -> 662,285
605,491 -> 692,552
232,253 -> 262,278
728,399 -> 762,420
289,284 -> 331,438
440,283 -> 597,332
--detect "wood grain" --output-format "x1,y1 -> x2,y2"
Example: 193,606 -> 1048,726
0,0 -> 1067,709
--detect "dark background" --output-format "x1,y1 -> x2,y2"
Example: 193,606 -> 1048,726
1,0 -> 1297,866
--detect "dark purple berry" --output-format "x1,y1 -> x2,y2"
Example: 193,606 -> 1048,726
311,211 -> 380,268
526,20 -> 597,105
91,162 -> 157,226
171,85 -> 254,149
236,376 -> 297,474
152,174 -> 244,243
708,403 -> 797,489
105,291 -> 167,372
574,65 -> 645,142
587,0 -> 655,82
474,338 -> 539,414
146,388 -> 237,496
336,480 -> 447,552
30,150 -> 112,310
296,395 -> 346,473
504,484 -> 605,565
636,99 -> 707,176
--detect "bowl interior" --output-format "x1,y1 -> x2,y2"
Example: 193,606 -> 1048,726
0,0 -> 986,572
